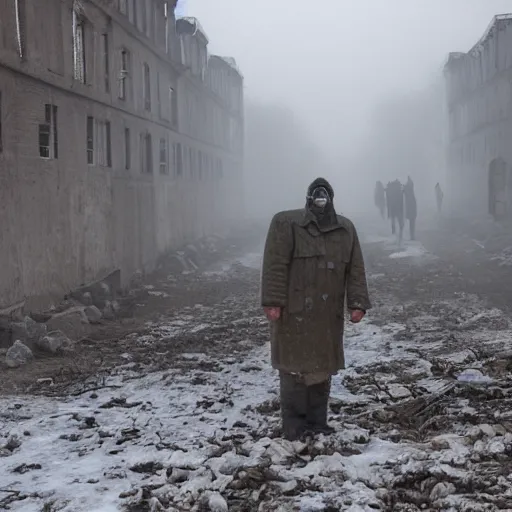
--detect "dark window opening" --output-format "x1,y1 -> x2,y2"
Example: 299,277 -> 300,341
175,143 -> 183,176
39,124 -> 50,158
106,121 -> 112,167
143,63 -> 151,111
119,49 -> 130,100
73,11 -> 86,83
0,91 -> 3,153
141,132 -> 153,174
124,127 -> 131,170
52,105 -> 58,159
103,34 -> 110,93
39,104 -> 58,159
87,116 -> 94,164
159,138 -> 168,175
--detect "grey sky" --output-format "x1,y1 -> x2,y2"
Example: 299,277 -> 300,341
186,0 -> 512,159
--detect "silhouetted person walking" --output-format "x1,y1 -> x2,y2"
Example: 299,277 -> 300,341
374,181 -> 386,219
435,183 -> 443,214
386,180 -> 404,243
404,176 -> 417,240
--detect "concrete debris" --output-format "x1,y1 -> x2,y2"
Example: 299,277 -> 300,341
84,305 -> 102,324
81,292 -> 93,307
37,330 -> 73,354
11,316 -> 47,349
6,340 -> 34,368
102,301 -> 115,321
46,307 -> 90,341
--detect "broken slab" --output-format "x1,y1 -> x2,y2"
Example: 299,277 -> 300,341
37,330 -> 73,354
46,307 -> 90,341
10,316 -> 47,350
6,340 -> 34,368
387,384 -> 412,400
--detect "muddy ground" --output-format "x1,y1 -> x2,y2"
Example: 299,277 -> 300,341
2,217 -> 512,511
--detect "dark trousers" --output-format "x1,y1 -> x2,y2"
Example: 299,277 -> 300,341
391,216 -> 404,242
279,371 -> 331,440
409,218 -> 416,240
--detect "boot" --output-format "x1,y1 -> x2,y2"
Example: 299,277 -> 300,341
279,372 -> 308,441
306,379 -> 334,435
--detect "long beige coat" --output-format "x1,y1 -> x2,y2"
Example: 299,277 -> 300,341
261,209 -> 371,374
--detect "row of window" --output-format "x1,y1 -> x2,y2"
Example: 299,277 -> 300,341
71,13 -> 178,127
21,99 -> 222,180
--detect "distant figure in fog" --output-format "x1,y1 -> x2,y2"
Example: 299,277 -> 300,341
386,180 -> 404,243
435,183 -> 443,213
374,181 -> 386,219
404,176 -> 417,241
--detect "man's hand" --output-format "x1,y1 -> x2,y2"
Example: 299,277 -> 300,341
350,309 -> 365,324
264,307 -> 281,321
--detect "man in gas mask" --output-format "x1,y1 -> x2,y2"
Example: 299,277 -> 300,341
261,178 -> 371,440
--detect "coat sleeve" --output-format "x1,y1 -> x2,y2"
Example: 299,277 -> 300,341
261,214 -> 294,308
346,227 -> 372,312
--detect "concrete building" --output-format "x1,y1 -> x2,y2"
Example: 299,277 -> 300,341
0,0 -> 244,311
444,14 -> 512,218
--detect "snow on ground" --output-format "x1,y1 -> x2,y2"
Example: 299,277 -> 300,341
3,234 -> 512,511
388,241 -> 435,261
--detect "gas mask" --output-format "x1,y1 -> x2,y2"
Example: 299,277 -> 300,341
307,186 -> 330,211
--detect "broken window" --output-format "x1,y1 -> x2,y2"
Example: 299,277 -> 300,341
143,63 -> 151,111
86,116 -> 94,164
39,104 -> 58,159
124,127 -> 131,170
159,138 -> 168,175
73,10 -> 86,83
15,0 -> 26,60
141,132 -> 153,174
119,49 -> 130,100
103,34 -> 110,93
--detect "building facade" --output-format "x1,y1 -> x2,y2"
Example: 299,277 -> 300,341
0,0 -> 244,311
444,14 -> 512,218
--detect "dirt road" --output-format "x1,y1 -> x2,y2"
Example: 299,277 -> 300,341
2,219 -> 512,511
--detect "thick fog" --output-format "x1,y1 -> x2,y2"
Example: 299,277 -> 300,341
184,0 -> 512,219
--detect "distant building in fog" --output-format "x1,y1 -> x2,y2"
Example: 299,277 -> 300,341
0,0 -> 243,311
444,14 -> 512,219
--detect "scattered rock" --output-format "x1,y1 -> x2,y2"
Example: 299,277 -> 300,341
431,437 -> 451,451
129,461 -> 164,474
207,492 -> 228,512
102,301 -> 115,321
388,384 -> 412,400
430,482 -> 456,501
487,439 -> 506,455
81,292 -> 93,306
480,424 -> 496,438
6,340 -> 34,367
12,463 -> 42,474
84,306 -> 102,324
46,307 -> 90,341
11,316 -> 47,349
37,330 -> 72,354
